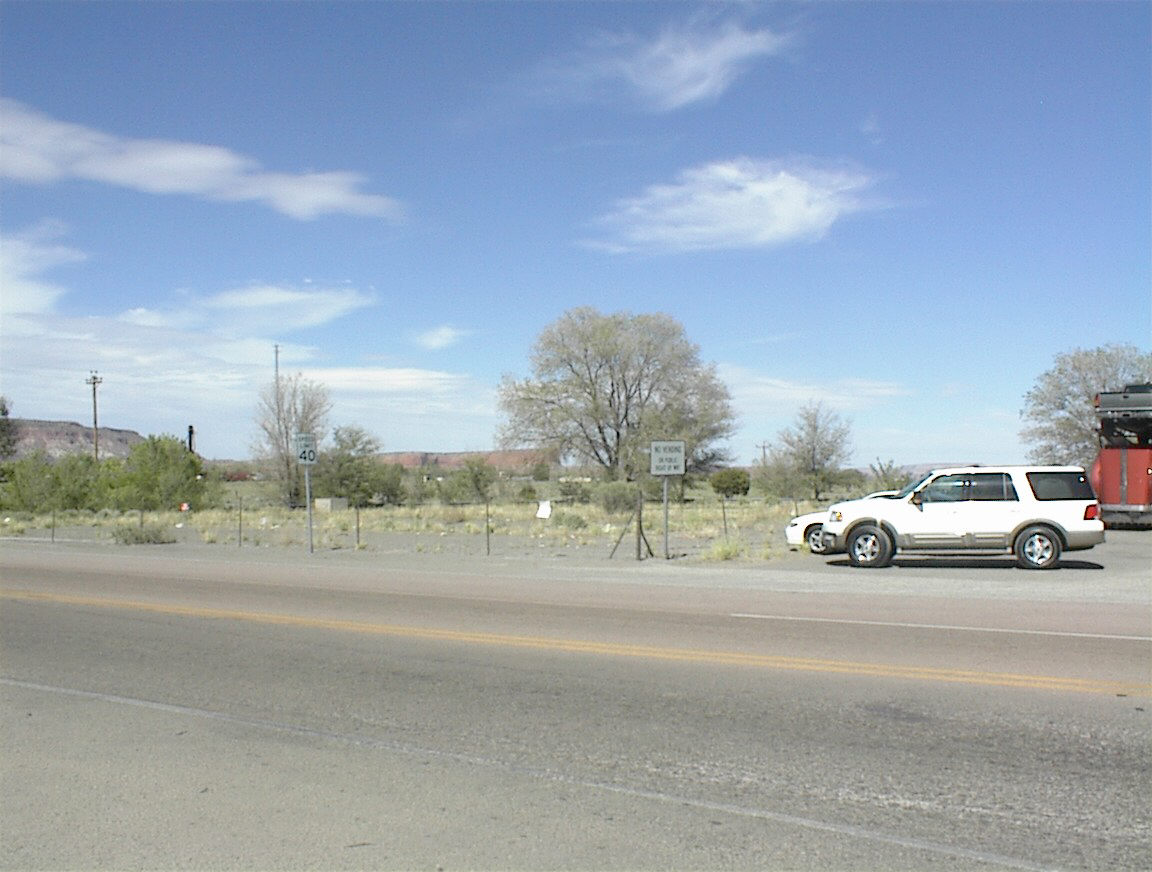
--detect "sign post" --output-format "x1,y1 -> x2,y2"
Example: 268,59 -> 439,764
293,433 -> 317,554
650,440 -> 685,560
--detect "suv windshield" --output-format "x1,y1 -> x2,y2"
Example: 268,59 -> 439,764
1027,471 -> 1096,501
895,474 -> 933,499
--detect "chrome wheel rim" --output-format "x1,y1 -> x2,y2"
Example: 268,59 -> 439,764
1023,533 -> 1054,566
807,527 -> 825,553
852,533 -> 880,563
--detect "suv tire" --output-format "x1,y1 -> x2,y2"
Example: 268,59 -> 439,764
1014,525 -> 1061,570
847,524 -> 893,568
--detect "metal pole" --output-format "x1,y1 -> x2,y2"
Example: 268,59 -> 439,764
635,488 -> 643,561
663,476 -> 670,559
85,372 -> 102,461
305,466 -> 314,554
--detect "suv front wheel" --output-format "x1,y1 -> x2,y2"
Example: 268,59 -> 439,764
847,524 -> 893,568
1014,525 -> 1061,570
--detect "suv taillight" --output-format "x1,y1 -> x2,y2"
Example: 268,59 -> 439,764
1084,504 -> 1100,520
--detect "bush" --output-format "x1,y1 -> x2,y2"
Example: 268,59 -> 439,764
704,539 -> 745,561
551,509 -> 588,530
112,522 -> 177,545
598,481 -> 636,515
558,480 -> 592,504
711,468 -> 751,499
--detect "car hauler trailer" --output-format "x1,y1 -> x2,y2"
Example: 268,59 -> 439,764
1090,383 -> 1152,528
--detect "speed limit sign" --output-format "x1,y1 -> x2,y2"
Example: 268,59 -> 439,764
293,433 -> 317,466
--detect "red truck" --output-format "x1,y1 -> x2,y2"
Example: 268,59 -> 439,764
1089,383 -> 1152,528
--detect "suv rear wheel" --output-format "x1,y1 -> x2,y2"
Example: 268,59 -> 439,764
847,524 -> 893,568
1014,525 -> 1061,570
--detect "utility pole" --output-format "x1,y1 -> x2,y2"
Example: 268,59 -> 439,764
757,441 -> 770,467
85,371 -> 103,461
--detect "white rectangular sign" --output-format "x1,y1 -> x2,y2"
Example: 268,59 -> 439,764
293,433 -> 317,466
650,440 -> 686,476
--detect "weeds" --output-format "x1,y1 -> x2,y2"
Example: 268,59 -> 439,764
112,522 -> 177,545
6,495 -> 805,560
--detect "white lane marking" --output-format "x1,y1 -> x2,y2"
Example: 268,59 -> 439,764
730,613 -> 1152,642
3,677 -> 1057,872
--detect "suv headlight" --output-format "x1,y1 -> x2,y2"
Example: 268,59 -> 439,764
829,511 -> 843,522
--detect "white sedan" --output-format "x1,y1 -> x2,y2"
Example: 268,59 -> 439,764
785,492 -> 899,554
785,510 -> 831,553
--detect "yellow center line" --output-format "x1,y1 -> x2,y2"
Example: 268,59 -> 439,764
5,589 -> 1149,696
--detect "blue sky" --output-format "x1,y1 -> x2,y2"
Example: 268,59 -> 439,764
1,2 -> 1148,466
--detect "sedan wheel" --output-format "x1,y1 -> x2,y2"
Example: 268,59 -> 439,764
806,525 -> 827,554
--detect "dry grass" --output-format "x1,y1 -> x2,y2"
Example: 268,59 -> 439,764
2,496 -> 811,562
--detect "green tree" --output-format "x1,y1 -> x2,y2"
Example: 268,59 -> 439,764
374,464 -> 407,506
0,396 -> 18,461
1020,344 -> 1152,467
774,402 -> 853,501
755,445 -> 809,512
457,457 -> 499,556
313,425 -> 386,507
498,308 -> 735,479
710,467 -> 750,540
51,454 -> 104,510
0,451 -> 53,511
119,436 -> 207,510
710,468 -> 751,499
457,457 -> 498,503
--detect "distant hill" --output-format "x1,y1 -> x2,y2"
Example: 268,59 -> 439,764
1,423 -> 549,472
5,418 -> 146,460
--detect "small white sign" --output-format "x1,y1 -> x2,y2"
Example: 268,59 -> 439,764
293,432 -> 317,466
536,500 -> 552,519
650,440 -> 686,476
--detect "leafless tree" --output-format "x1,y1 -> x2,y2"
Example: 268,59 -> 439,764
1020,343 -> 1152,467
774,401 -> 853,501
254,372 -> 332,506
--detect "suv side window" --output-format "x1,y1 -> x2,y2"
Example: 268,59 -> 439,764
1027,471 -> 1096,501
969,473 -> 1019,501
919,474 -> 967,502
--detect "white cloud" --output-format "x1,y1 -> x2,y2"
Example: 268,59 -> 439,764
0,223 -> 85,317
860,113 -> 884,146
413,325 -> 468,350
304,366 -> 471,394
0,99 -> 403,220
113,283 -> 375,336
592,158 -> 876,253
547,18 -> 789,112
719,364 -> 909,414
202,285 -> 376,332
0,225 -> 493,456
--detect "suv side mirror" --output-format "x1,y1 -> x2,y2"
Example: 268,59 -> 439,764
911,492 -> 923,507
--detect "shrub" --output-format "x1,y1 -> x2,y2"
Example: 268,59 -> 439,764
711,468 -> 751,499
558,480 -> 592,504
112,522 -> 177,545
598,481 -> 636,515
704,539 -> 745,561
551,509 -> 588,530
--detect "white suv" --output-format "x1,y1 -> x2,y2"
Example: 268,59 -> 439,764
821,466 -> 1105,569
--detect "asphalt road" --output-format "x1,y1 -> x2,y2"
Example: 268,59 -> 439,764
1,534 -> 1149,870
